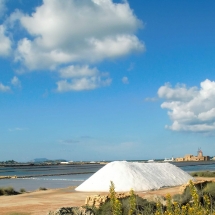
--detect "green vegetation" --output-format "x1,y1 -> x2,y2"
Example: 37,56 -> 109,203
0,187 -> 20,196
0,186 -> 49,196
191,171 -> 215,177
203,183 -> 215,199
19,188 -> 26,193
109,181 -> 122,215
39,187 -> 47,190
128,189 -> 136,215
94,196 -> 156,215
84,181 -> 215,215
0,160 -> 18,164
173,186 -> 192,205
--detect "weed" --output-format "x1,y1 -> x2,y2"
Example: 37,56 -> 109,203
39,187 -> 47,190
191,171 -> 215,177
0,187 -> 19,196
110,181 -> 122,215
19,188 -> 26,193
203,183 -> 215,199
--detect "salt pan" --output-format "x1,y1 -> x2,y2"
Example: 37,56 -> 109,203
75,161 -> 193,192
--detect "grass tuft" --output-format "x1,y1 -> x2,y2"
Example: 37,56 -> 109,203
39,187 -> 47,190
19,188 -> 26,193
0,187 -> 19,196
191,171 -> 215,177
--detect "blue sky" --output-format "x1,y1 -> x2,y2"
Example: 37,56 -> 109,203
1,0 -> 215,162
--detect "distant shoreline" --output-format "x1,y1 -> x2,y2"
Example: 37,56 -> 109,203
0,161 -> 215,180
0,171 -> 96,180
172,160 -> 215,167
0,162 -> 106,167
1,160 -> 215,168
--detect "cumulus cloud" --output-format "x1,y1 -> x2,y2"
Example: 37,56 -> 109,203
57,65 -> 111,92
59,65 -> 98,78
0,25 -> 12,56
15,0 -> 144,70
5,9 -> 24,28
122,76 -> 129,84
158,79 -> 215,133
0,82 -> 10,92
11,76 -> 21,87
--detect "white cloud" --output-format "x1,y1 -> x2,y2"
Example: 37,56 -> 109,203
0,0 -> 6,18
11,76 -> 21,87
0,82 -> 10,92
15,0 -> 144,70
145,97 -> 158,102
56,65 -> 111,92
122,76 -> 129,84
158,83 -> 198,101
59,65 -> 98,78
8,127 -> 28,132
5,9 -> 24,28
158,79 -> 215,133
0,25 -> 12,56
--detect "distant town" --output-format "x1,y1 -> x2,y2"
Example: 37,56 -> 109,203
175,149 -> 212,162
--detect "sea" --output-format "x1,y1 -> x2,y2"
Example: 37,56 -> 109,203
0,162 -> 215,192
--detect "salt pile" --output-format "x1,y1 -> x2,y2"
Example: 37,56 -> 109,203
75,161 -> 193,192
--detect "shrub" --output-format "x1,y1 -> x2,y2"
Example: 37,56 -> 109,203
173,186 -> 192,205
203,182 -> 215,199
191,171 -> 215,177
96,195 -> 156,215
97,200 -> 112,215
4,187 -> 16,195
0,187 -> 4,195
0,186 -> 19,195
128,189 -> 136,215
20,188 -> 26,193
156,180 -> 215,215
49,181 -> 215,215
109,181 -> 122,215
104,181 -> 215,215
39,187 -> 47,190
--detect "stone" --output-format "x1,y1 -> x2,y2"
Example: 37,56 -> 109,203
48,206 -> 95,215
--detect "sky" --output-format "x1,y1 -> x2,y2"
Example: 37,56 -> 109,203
1,0 -> 215,162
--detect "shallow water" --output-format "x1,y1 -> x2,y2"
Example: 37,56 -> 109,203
0,174 -> 91,191
0,164 -> 103,191
180,164 -> 215,172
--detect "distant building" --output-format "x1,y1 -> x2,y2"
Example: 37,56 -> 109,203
60,162 -> 69,164
175,149 -> 210,162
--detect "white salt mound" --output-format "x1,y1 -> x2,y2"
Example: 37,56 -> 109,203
75,161 -> 193,192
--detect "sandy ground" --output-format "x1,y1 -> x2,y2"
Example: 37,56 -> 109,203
0,177 -> 214,215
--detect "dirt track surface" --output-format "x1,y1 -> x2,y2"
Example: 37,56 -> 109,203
0,177 -> 214,215
0,186 -> 182,215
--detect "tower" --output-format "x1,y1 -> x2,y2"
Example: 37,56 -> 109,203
197,148 -> 203,157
